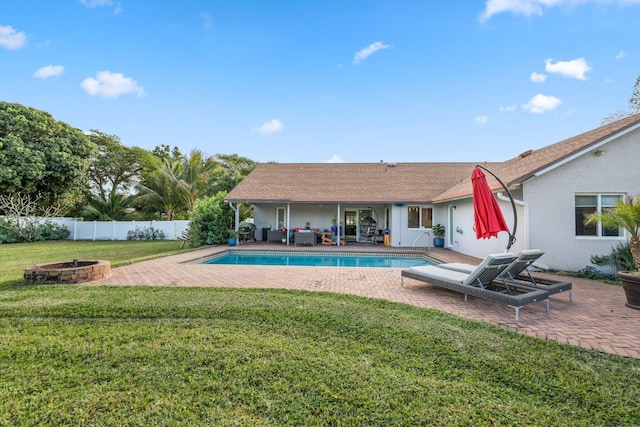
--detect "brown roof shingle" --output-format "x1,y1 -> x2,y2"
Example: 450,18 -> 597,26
227,114 -> 640,204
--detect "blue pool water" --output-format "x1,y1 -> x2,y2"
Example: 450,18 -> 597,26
202,252 -> 435,268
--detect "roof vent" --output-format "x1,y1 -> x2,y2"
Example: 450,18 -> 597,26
519,149 -> 533,159
386,162 -> 397,167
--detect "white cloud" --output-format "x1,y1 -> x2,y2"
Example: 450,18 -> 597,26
0,25 -> 27,50
616,51 -> 628,59
80,0 -> 121,14
475,115 -> 489,124
480,0 -> 640,22
530,72 -> 547,83
545,57 -> 591,80
254,119 -> 284,135
522,94 -> 562,114
81,71 -> 145,98
326,155 -> 344,163
33,65 -> 64,79
353,41 -> 390,65
500,104 -> 517,112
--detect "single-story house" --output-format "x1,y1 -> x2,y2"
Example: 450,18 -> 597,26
226,113 -> 640,272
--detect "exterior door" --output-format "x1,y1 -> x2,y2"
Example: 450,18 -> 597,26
344,211 -> 357,240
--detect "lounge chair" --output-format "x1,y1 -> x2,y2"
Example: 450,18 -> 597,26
401,253 -> 549,321
438,249 -> 572,301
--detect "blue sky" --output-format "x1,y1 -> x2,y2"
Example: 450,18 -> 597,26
2,0 -> 640,163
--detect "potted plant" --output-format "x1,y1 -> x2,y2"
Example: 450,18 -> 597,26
305,221 -> 311,230
586,195 -> 640,309
227,229 -> 239,246
432,224 -> 445,248
331,215 -> 338,233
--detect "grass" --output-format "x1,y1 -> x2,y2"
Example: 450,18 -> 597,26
0,241 -> 639,425
1,286 -> 639,426
0,240 -> 189,289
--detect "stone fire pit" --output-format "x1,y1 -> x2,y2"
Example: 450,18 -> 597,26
24,259 -> 111,285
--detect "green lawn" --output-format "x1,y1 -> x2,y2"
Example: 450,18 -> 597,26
0,242 -> 639,425
0,240 -> 189,289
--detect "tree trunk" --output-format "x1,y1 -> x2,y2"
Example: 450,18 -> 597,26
630,236 -> 640,271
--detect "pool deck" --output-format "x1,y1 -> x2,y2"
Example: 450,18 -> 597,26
92,242 -> 640,360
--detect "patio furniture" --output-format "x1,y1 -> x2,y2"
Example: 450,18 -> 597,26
294,231 -> 315,246
438,249 -> 572,301
321,232 -> 334,245
359,216 -> 377,243
267,230 -> 284,243
401,253 -> 549,321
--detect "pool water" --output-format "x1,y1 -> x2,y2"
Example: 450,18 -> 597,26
202,252 -> 435,268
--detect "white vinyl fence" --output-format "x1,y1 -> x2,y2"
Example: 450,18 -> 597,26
48,218 -> 189,241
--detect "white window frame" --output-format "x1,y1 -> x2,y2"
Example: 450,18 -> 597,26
575,194 -> 624,238
407,205 -> 433,229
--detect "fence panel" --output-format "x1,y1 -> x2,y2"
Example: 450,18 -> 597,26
48,218 -> 189,241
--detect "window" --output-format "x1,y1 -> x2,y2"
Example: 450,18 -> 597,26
408,206 -> 433,229
575,194 -> 623,237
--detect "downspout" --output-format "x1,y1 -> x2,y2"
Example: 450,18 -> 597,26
496,192 -> 529,250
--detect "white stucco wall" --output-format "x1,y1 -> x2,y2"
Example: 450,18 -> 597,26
442,198 -> 524,258
522,129 -> 640,271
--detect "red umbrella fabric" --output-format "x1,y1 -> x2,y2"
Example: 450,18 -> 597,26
472,167 -> 510,239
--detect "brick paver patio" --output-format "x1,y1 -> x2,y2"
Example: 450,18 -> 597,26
92,243 -> 640,359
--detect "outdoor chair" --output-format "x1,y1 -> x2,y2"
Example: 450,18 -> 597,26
294,231 -> 315,246
401,252 -> 549,321
438,249 -> 572,301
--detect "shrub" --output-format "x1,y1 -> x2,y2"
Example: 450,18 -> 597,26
34,220 -> 70,241
0,219 -> 69,243
590,242 -> 636,272
577,266 -> 619,284
127,226 -> 166,241
188,192 -> 234,247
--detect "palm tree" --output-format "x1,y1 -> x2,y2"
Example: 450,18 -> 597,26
586,195 -> 640,271
81,193 -> 136,221
134,160 -> 186,220
177,149 -> 219,212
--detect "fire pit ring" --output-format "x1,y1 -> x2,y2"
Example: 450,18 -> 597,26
24,259 -> 111,285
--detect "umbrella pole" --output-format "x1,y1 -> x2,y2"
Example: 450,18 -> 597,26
474,164 -> 517,251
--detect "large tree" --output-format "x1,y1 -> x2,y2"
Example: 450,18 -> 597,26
0,102 -> 96,199
86,130 -> 151,200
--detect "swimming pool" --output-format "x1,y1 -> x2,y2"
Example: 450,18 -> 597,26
201,251 -> 436,268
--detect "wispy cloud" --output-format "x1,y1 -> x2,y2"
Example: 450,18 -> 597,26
500,104 -> 517,112
81,71 -> 145,98
254,119 -> 284,135
326,154 -> 344,163
201,12 -> 213,31
0,24 -> 27,50
475,115 -> 489,125
353,41 -> 390,65
33,65 -> 64,79
545,58 -> 592,80
530,72 -> 546,83
616,51 -> 628,59
80,0 -> 122,14
480,0 -> 640,22
522,94 -> 561,114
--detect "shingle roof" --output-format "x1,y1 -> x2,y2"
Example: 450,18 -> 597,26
435,113 -> 640,201
226,162 -> 477,203
227,113 -> 640,204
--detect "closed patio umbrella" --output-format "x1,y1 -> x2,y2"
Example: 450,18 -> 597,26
472,165 -> 516,251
